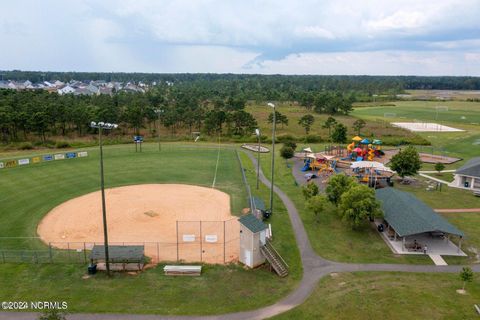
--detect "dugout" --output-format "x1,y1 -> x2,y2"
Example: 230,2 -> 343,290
90,245 -> 145,271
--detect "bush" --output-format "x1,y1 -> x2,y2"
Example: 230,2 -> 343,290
302,182 -> 319,200
283,140 -> 297,151
303,134 -> 323,143
280,146 -> 294,159
55,141 -> 71,149
19,142 -> 33,150
277,134 -> 298,143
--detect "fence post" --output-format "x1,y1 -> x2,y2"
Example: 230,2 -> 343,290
200,221 -> 203,262
156,242 -> 160,264
83,242 -> 87,264
176,221 -> 179,262
49,243 -> 53,263
67,242 -> 70,263
224,220 -> 226,264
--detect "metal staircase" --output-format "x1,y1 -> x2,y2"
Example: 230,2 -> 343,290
260,240 -> 289,277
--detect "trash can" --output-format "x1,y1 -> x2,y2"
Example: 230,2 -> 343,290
87,264 -> 97,275
377,224 -> 384,232
465,181 -> 470,188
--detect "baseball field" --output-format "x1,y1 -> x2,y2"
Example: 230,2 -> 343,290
0,143 -> 302,314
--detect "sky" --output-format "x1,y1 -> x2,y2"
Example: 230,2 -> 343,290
1,0 -> 480,75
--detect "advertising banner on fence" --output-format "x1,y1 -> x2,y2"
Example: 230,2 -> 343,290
5,160 -> 16,168
18,158 -> 30,166
77,151 -> 88,158
0,162 -> 4,169
66,152 -> 76,159
54,154 -> 65,160
32,157 -> 41,164
43,155 -> 53,161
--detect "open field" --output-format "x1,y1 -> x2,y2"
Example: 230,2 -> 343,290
272,272 -> 480,320
405,89 -> 480,100
352,100 -> 480,167
246,102 -> 427,145
0,143 -> 301,314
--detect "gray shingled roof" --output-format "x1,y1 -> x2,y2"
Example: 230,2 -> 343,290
455,157 -> 480,178
239,214 -> 268,233
376,188 -> 464,237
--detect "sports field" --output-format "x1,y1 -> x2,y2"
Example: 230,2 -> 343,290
352,100 -> 480,163
0,143 -> 302,314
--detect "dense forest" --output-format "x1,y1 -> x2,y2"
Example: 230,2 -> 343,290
2,71 -> 480,94
0,86 -> 354,143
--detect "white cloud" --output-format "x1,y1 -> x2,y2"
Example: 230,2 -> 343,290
0,0 -> 479,74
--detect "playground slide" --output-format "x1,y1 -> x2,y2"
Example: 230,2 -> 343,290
367,149 -> 375,161
347,142 -> 355,153
301,159 -> 311,172
331,160 -> 340,173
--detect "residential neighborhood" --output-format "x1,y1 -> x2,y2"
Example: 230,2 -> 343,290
0,79 -> 149,95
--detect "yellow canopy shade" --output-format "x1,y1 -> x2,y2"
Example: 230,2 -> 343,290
352,136 -> 362,141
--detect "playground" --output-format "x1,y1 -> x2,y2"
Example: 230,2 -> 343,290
37,184 -> 239,264
295,136 -> 394,188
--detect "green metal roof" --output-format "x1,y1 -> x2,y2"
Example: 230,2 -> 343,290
455,157 -> 480,178
239,213 -> 268,233
375,188 -> 464,238
90,245 -> 145,262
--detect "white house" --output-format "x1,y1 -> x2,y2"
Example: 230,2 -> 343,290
449,157 -> 480,190
57,85 -> 76,95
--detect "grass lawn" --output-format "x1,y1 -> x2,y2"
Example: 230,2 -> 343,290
352,100 -> 480,163
0,143 -> 301,314
395,178 -> 480,209
254,147 -> 430,264
442,212 -> 480,265
0,263 -> 293,315
271,272 -> 480,320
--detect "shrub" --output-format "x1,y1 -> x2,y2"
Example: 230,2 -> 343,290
277,134 -> 298,143
280,146 -> 294,159
19,142 -> 33,150
55,141 -> 71,149
303,134 -> 323,143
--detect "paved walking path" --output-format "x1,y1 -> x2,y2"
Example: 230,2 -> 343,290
435,208 -> 480,213
2,150 -> 479,320
419,173 -> 450,184
429,254 -> 448,266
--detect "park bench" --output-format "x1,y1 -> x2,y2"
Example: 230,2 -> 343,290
163,265 -> 202,276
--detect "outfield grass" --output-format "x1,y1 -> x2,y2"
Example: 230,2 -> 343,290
271,272 -> 480,320
0,143 -> 302,315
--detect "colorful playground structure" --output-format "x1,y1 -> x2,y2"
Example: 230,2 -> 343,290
345,136 -> 384,162
298,136 -> 393,187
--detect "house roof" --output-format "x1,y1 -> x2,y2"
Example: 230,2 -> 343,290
375,188 -> 464,237
239,214 -> 268,233
455,157 -> 480,178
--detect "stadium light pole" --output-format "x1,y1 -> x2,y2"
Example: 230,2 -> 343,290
90,121 -> 118,276
267,102 -> 276,214
255,128 -> 261,190
154,109 -> 164,151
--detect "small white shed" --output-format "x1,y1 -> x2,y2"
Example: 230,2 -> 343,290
238,214 -> 268,268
